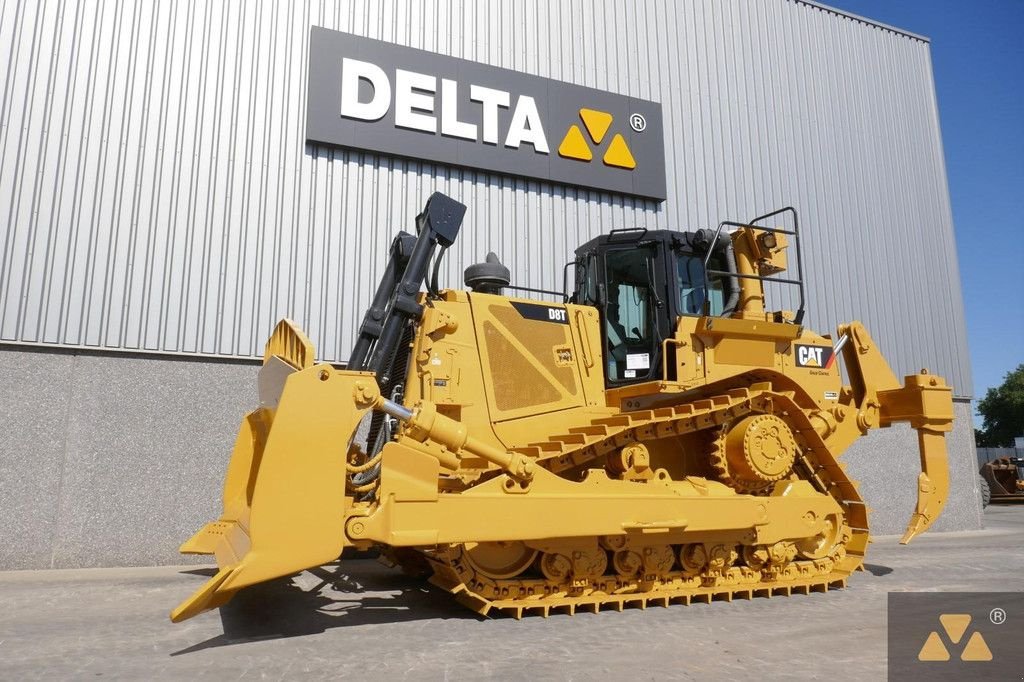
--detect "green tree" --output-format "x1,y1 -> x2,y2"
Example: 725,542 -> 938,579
976,364 -> 1024,447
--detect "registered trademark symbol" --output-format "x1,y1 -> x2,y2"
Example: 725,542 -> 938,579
629,113 -> 647,132
990,607 -> 1006,625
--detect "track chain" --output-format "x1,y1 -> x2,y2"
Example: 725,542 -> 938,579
423,544 -> 848,619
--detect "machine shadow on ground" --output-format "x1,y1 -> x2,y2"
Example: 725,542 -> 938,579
863,564 -> 894,577
171,559 -> 900,656
171,562 -> 476,655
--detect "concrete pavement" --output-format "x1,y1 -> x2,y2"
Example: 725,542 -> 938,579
1,507 -> 1021,680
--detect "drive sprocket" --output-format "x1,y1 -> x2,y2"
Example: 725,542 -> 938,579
710,413 -> 798,493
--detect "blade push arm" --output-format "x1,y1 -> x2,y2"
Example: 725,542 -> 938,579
374,397 -> 536,483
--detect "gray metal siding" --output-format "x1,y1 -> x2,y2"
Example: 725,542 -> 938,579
0,0 -> 972,396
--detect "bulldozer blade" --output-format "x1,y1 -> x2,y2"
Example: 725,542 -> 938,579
179,408 -> 273,556
178,521 -> 228,555
171,365 -> 378,622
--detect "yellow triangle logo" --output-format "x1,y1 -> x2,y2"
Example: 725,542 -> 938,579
917,631 -> 950,661
939,614 -> 971,644
579,108 -> 613,144
603,133 -> 636,169
918,614 -> 994,663
559,109 -> 637,170
558,124 -> 592,161
961,632 -> 993,661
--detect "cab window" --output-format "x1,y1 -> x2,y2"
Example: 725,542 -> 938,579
604,248 -> 656,382
677,254 -> 727,316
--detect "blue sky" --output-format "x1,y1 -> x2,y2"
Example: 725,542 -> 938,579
825,0 -> 1024,410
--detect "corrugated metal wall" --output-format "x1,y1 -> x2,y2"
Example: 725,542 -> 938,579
0,0 -> 972,396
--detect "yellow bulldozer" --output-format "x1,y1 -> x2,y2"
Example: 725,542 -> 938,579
172,193 -> 954,622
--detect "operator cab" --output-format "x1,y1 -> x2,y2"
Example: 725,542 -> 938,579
572,229 -> 734,386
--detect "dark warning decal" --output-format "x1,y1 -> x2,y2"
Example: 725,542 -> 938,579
794,343 -> 836,369
510,301 -> 569,324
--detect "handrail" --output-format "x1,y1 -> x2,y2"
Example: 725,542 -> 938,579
606,227 -> 649,244
700,207 -> 805,324
503,284 -> 570,303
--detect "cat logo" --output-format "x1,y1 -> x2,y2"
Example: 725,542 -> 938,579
794,343 -> 836,369
557,108 -> 637,169
917,614 -> 993,662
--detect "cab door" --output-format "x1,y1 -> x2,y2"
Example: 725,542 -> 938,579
600,243 -> 671,385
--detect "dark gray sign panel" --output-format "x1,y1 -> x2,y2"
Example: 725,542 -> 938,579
306,27 -> 666,201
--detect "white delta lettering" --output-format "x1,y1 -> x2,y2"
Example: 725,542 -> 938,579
339,57 -> 549,153
798,345 -> 824,366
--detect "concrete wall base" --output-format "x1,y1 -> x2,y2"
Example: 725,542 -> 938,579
1,348 -> 252,570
